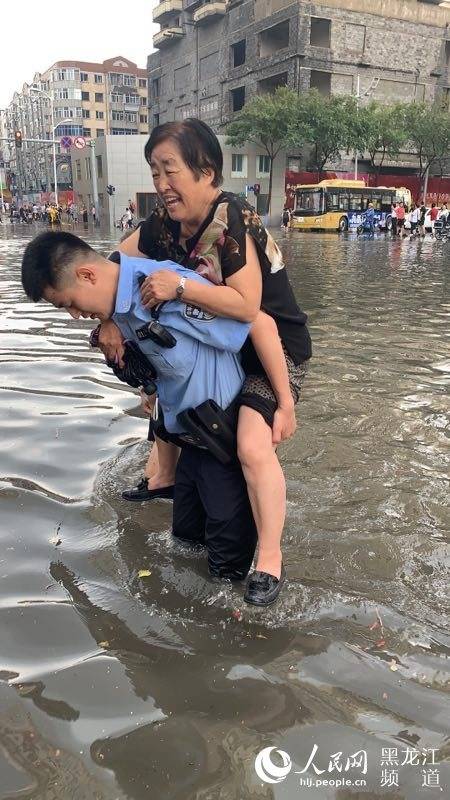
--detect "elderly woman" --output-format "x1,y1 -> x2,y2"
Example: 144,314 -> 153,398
99,119 -> 311,606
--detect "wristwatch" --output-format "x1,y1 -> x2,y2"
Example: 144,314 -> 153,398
176,276 -> 186,299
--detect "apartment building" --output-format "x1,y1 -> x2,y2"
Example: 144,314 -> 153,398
4,56 -> 148,199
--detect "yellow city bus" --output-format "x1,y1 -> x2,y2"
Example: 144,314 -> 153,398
290,179 -> 412,232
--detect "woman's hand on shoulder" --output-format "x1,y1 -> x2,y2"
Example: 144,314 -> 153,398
97,320 -> 125,367
141,270 -> 180,307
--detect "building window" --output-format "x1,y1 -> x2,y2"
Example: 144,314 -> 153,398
140,96 -> 147,106
140,114 -> 148,123
125,112 -> 137,122
153,113 -> 160,127
110,93 -> 121,103
139,78 -> 147,88
95,92 -> 104,103
81,91 -> 90,101
54,124 -> 83,137
259,20 -> 290,58
96,128 -> 105,136
257,154 -> 271,176
96,155 -> 103,179
446,40 -> 450,66
231,153 -> 247,177
310,17 -> 331,48
111,127 -> 138,135
80,72 -> 88,82
96,110 -> 104,120
151,78 -> 160,98
310,70 -> 331,95
94,74 -> 103,83
231,86 -> 245,112
75,159 -> 81,181
258,73 -> 288,94
85,157 -> 91,180
231,40 -> 246,68
83,127 -> 91,137
82,109 -> 90,119
123,75 -> 136,86
112,110 -> 124,121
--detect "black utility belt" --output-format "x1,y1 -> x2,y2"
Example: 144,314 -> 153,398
154,399 -> 239,465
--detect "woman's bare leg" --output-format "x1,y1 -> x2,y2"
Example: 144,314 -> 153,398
237,406 -> 285,579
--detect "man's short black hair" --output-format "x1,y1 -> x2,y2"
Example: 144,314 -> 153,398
22,231 -> 95,302
145,118 -> 223,187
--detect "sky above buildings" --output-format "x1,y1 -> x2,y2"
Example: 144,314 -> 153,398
0,0 -> 158,107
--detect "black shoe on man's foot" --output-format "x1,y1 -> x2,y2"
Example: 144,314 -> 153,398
122,477 -> 174,502
244,565 -> 285,606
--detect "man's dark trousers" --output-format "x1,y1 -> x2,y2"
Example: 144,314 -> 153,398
172,446 -> 257,580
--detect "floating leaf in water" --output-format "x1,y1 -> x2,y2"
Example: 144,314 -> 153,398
138,569 -> 152,578
389,660 -> 398,671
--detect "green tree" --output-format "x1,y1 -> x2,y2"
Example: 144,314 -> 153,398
287,90 -> 358,179
403,101 -> 450,194
226,87 -> 305,215
356,101 -> 407,178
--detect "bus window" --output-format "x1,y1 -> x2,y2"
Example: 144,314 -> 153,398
325,192 -> 339,211
349,192 -> 363,211
295,189 -> 323,215
381,193 -> 394,211
371,193 -> 382,211
338,191 -> 349,211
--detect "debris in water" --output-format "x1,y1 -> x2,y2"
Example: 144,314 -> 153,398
232,610 -> 243,622
99,641 -> 110,648
138,569 -> 152,578
389,660 -> 398,672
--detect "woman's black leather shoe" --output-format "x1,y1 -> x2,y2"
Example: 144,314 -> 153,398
244,565 -> 285,606
122,478 -> 174,502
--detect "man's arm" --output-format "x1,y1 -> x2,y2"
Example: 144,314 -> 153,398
98,231 -> 149,364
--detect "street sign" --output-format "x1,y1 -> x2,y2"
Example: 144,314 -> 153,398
73,136 -> 86,150
60,136 -> 72,149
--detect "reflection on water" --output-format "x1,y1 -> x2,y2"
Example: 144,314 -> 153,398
0,226 -> 449,799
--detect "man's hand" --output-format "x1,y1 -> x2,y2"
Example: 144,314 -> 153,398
141,270 -> 181,308
97,320 -> 125,368
272,400 -> 296,445
140,388 -> 156,416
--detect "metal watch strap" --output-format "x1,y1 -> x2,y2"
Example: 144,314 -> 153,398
176,276 -> 186,298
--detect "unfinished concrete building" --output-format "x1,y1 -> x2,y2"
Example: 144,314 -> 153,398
148,0 -> 450,129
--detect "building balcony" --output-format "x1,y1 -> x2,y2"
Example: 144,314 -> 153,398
193,2 -> 227,24
153,27 -> 184,48
153,0 -> 182,23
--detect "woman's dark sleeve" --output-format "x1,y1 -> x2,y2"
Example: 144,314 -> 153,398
137,210 -> 161,258
220,201 -> 248,281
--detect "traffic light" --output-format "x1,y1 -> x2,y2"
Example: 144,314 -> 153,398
106,184 -> 115,196
253,183 -> 260,196
14,130 -> 23,149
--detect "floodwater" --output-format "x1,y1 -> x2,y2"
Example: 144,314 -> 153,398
0,224 -> 449,800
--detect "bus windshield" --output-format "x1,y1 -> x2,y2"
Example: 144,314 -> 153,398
295,189 -> 323,216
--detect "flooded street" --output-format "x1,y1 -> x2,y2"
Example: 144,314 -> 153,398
0,225 -> 449,800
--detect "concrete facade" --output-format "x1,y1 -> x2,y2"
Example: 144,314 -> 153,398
70,135 -> 156,227
148,0 -> 450,127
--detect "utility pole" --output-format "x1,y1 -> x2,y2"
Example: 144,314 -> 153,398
354,75 -> 360,181
89,140 -> 100,224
